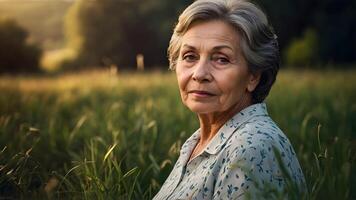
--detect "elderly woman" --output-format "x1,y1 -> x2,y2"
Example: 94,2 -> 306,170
153,0 -> 306,199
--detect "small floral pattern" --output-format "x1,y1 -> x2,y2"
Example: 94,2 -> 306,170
153,103 -> 306,200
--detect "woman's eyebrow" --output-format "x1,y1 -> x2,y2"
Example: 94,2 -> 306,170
181,44 -> 234,52
212,45 -> 234,52
181,44 -> 196,50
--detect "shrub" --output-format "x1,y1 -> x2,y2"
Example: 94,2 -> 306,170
285,29 -> 318,67
0,18 -> 42,74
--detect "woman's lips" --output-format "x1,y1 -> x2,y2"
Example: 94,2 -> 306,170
188,90 -> 216,98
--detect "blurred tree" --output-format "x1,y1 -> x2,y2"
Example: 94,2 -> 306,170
313,0 -> 356,64
0,18 -> 42,74
62,0 -> 355,69
254,0 -> 317,62
256,0 -> 356,66
64,0 -> 191,69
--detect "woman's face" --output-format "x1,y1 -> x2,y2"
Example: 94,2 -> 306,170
176,20 -> 259,115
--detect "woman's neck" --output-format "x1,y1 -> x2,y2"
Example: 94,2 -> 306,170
197,94 -> 252,146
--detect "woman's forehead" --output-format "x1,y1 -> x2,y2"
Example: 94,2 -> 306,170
181,20 -> 240,52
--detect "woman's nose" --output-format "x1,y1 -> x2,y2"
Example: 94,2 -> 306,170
192,58 -> 213,82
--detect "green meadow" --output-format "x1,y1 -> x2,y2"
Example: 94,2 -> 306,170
0,69 -> 355,199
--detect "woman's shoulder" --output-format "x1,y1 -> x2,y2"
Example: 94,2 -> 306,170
223,115 -> 298,163
215,116 -> 306,199
230,115 -> 286,145
224,103 -> 287,147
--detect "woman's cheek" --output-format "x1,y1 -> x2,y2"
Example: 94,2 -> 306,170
177,69 -> 190,91
176,69 -> 188,103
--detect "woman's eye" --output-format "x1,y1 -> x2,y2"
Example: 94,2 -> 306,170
182,54 -> 198,62
212,56 -> 230,65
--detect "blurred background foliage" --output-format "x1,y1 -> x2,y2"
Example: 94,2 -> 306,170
0,0 -> 355,73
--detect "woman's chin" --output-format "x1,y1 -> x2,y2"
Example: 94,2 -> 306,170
186,104 -> 217,114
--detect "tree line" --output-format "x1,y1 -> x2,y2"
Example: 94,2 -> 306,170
0,0 -> 355,73
63,0 -> 356,69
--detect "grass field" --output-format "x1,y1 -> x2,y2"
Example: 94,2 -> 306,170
0,69 -> 355,199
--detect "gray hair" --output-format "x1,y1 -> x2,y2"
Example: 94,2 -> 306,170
168,0 -> 280,103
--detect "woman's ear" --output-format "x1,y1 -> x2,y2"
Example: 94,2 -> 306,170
247,72 -> 261,92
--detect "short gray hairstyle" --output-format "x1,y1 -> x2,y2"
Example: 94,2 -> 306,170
168,0 -> 280,103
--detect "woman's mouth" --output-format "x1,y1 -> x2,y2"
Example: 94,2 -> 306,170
188,90 -> 216,98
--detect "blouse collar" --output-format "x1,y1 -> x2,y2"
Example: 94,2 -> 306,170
181,103 -> 269,156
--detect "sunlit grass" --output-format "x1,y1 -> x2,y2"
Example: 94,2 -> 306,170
0,69 -> 355,199
0,70 -> 176,91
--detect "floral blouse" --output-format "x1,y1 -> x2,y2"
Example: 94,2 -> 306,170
153,103 -> 306,200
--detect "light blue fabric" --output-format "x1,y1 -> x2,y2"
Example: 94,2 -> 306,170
153,103 -> 306,200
